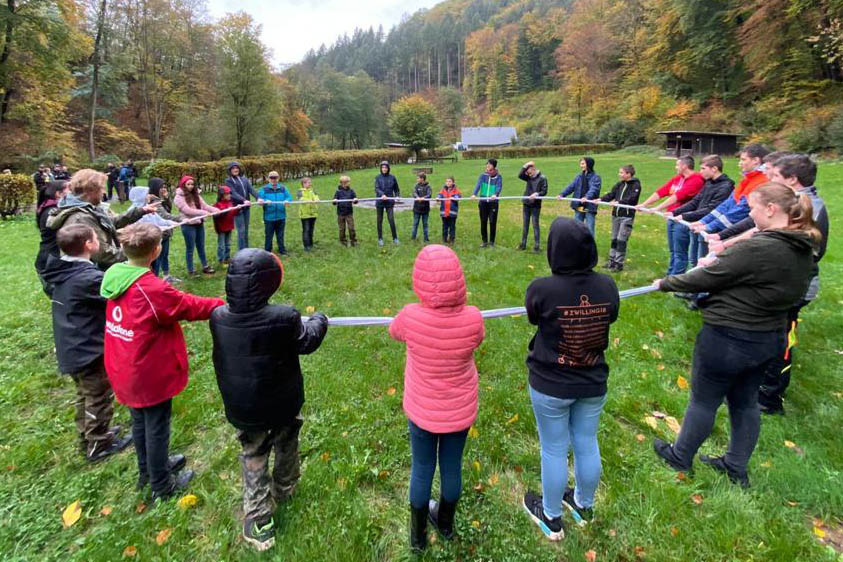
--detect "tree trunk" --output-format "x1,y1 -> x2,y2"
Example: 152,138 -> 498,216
88,0 -> 108,161
428,53 -> 431,89
437,49 -> 441,89
447,51 -> 451,88
457,42 -> 461,90
0,0 -> 16,125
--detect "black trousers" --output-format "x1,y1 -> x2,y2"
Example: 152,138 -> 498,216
673,324 -> 784,473
478,200 -> 499,244
759,302 -> 807,410
301,217 -> 316,249
376,206 -> 397,240
130,399 -> 172,494
521,205 -> 541,247
442,216 -> 457,242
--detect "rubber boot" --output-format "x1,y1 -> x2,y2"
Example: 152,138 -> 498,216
428,496 -> 457,540
409,504 -> 428,552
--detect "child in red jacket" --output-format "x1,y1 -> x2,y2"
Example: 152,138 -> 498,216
101,222 -> 224,500
213,186 -> 237,266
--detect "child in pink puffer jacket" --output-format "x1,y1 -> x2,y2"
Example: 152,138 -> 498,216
389,244 -> 485,552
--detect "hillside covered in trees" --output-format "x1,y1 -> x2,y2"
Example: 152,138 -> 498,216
290,0 -> 843,152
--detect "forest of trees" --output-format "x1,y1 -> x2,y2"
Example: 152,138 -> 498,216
2,0 -> 843,169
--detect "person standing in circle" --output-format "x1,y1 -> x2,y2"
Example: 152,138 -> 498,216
226,162 -> 259,251
174,176 -> 216,276
375,161 -> 400,246
472,158 -> 503,248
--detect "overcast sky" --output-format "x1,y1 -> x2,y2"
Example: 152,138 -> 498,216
207,0 -> 441,68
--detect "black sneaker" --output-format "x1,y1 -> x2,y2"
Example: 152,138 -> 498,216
243,517 -> 275,551
533,246 -> 541,253
562,487 -> 593,526
151,469 -> 195,502
517,243 -> 526,250
653,438 -> 692,472
699,455 -> 750,488
137,454 -> 187,490
86,434 -> 133,464
522,491 -> 564,541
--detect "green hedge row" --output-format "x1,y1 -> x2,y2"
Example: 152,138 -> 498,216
0,174 -> 36,218
462,144 -> 616,160
141,149 -> 415,187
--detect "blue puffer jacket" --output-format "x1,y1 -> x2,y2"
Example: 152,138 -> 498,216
258,183 -> 292,221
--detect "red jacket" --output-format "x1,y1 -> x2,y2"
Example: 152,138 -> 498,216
655,173 -> 704,211
102,268 -> 224,408
213,199 -> 237,233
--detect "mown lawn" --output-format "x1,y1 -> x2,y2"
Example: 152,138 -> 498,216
0,151 -> 840,561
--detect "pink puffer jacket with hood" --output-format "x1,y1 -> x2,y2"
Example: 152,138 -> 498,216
389,245 -> 485,433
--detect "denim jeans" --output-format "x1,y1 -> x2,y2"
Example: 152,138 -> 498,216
689,232 -> 708,266
529,386 -> 607,518
673,324 -> 785,473
217,231 -> 232,262
152,236 -> 170,276
130,399 -> 172,494
408,420 -> 468,509
574,211 -> 597,237
411,212 -> 429,241
264,219 -> 286,253
441,216 -> 457,242
301,217 -> 316,249
521,205 -> 541,248
181,223 -> 207,273
234,207 -> 251,251
667,220 -> 691,275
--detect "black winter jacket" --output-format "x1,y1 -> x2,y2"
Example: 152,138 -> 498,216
673,174 -> 734,223
600,178 -> 642,218
375,161 -> 400,209
525,218 -> 620,399
333,186 -> 357,216
35,201 -> 59,276
412,182 -> 432,214
518,166 -> 548,208
210,249 -> 328,431
41,255 -> 107,373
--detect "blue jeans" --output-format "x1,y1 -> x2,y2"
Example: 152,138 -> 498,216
529,386 -> 607,518
689,232 -> 708,267
667,220 -> 691,275
408,420 -> 468,509
264,219 -> 286,253
152,236 -> 170,276
235,207 -> 251,250
217,231 -> 232,262
411,212 -> 429,240
441,216 -> 457,242
181,224 -> 207,273
574,211 -> 596,236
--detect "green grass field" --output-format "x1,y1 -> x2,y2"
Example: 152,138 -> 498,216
0,152 -> 840,561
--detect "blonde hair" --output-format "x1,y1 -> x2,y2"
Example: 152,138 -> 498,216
750,182 -> 821,244
68,169 -> 107,198
339,175 -> 350,184
118,222 -> 162,260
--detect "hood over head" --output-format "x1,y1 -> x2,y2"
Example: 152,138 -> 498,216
225,249 -> 283,313
148,177 -> 165,198
546,217 -> 598,274
379,161 -> 391,175
411,244 -> 466,310
128,186 -> 149,209
582,157 -> 595,174
227,161 -> 242,176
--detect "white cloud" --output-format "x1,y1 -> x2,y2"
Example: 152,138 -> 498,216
207,0 -> 441,68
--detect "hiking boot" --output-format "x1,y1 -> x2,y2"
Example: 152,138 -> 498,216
562,487 -> 593,526
522,490 -> 564,541
699,454 -> 750,488
86,434 -> 133,464
137,454 -> 187,490
653,438 -> 692,472
151,470 -> 195,502
202,266 -> 215,274
243,517 -> 275,551
378,238 -> 384,247
409,504 -> 428,552
428,496 -> 457,540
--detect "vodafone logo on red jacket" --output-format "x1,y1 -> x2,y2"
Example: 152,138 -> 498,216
106,305 -> 134,342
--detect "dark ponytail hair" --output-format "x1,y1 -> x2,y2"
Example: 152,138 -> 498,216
751,182 -> 821,244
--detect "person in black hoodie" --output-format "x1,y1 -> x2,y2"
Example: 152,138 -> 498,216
668,155 -> 734,267
41,224 -> 133,462
522,218 -> 620,541
209,249 -> 328,551
518,161 -> 549,252
35,181 -> 69,295
411,172 -> 432,242
598,164 -> 642,271
652,183 -> 819,487
375,161 -> 400,245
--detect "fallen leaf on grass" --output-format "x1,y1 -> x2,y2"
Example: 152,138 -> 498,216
468,426 -> 479,439
471,520 -> 481,529
136,502 -> 146,514
123,545 -> 137,557
488,473 -> 499,486
382,308 -> 391,315
634,545 -> 645,558
473,482 -> 485,493
473,460 -> 481,473
644,416 -> 658,430
377,470 -> 389,480
585,549 -> 597,562
760,460 -> 772,468
670,526 -> 679,537
320,451 -> 331,462
786,500 -> 799,507
337,478 -> 347,490
527,265 -> 535,270
642,344 -> 649,351
652,411 -> 666,419
676,376 -> 689,390
62,500 -> 82,528
100,506 -> 112,516
305,306 -> 315,314
650,348 -> 663,359
176,494 -> 197,510
386,387 -> 396,396
676,472 -> 687,482
783,440 -> 805,455
612,337 -> 620,348
656,331 -> 664,339
657,364 -> 665,371
813,526 -> 826,538
506,413 -> 519,425
513,465 -> 523,474
156,529 -> 171,546
691,494 -> 703,505
664,416 -> 681,434
636,434 -> 646,443
608,529 -> 617,537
